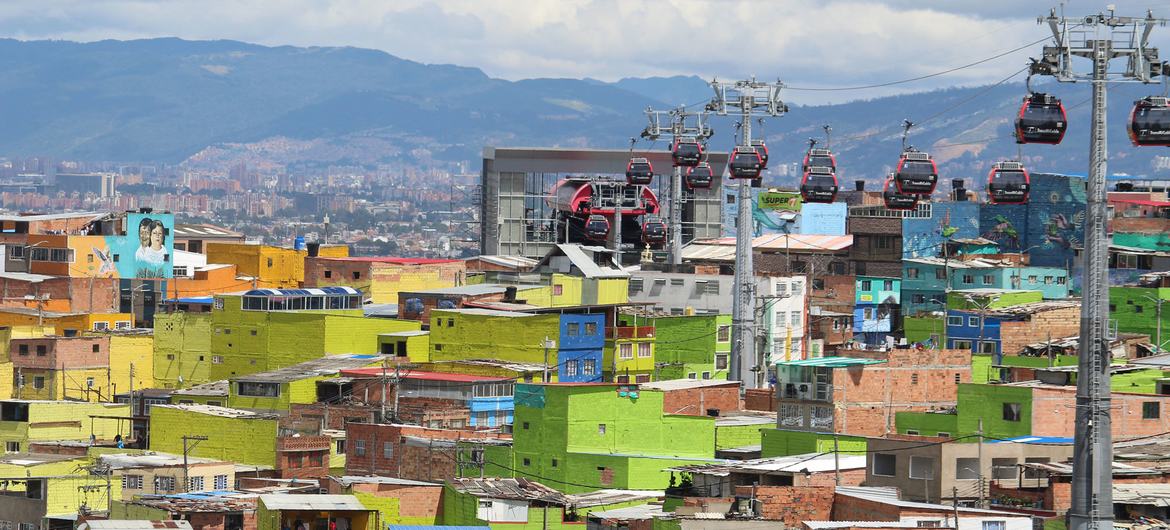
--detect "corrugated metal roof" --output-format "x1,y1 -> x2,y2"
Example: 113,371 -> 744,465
565,489 -> 664,508
1018,461 -> 1160,476
79,521 -> 194,530
640,378 -> 739,391
332,476 -> 439,487
234,354 -> 383,383
835,487 -> 1027,516
805,522 -> 923,529
666,453 -> 866,476
688,234 -> 853,256
545,243 -> 628,279
340,368 -> 512,383
776,356 -> 886,368
259,494 -> 370,511
449,478 -> 567,503
1113,484 -> 1170,506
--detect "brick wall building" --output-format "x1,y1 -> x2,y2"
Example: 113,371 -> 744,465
344,423 -> 510,482
775,349 -> 971,436
325,476 -> 443,526
641,379 -> 740,416
734,485 -> 835,525
1030,385 -> 1170,439
996,304 -> 1082,357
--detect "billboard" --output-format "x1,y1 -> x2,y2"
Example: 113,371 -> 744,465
70,212 -> 175,279
758,191 -> 802,212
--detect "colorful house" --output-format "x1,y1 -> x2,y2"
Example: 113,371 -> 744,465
227,354 -> 386,413
1111,285 -> 1170,352
256,494 -> 374,530
604,323 -> 656,383
620,313 -> 732,381
0,400 -> 130,453
853,276 -> 900,345
428,308 -> 605,383
439,478 -> 662,529
304,256 -> 466,304
206,242 -> 349,289
152,310 -> 212,388
501,383 -> 717,493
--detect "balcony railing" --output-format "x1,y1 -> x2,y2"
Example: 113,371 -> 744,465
607,326 -> 656,340
778,381 -> 833,402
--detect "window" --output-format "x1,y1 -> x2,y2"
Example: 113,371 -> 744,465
978,341 -> 997,354
637,343 -> 651,358
937,432 -> 951,438
776,312 -> 787,327
335,440 -> 346,454
383,441 -> 394,458
954,373 -> 962,384
670,278 -> 685,286
628,278 -> 643,293
883,280 -> 893,291
991,458 -> 1018,480
962,274 -> 974,284
86,377 -> 94,388
213,298 -> 224,310
585,322 -> 598,335
93,321 -> 109,331
324,270 -> 332,279
434,344 -> 442,351
952,340 -> 972,350
912,294 -> 926,304
982,275 -> 994,285
911,373 -> 919,385
863,308 -> 874,320
906,268 -> 920,279
1002,402 -> 1022,422
211,355 -> 223,364
1057,276 -> 1067,285
982,522 -> 1006,530
1144,401 -> 1160,419
522,422 -> 530,430
1028,275 -> 1038,283
872,453 -> 896,476
583,359 -> 597,375
688,372 -> 697,379
704,281 -> 720,295
909,456 -> 935,480
552,458 -> 559,467
813,278 -> 826,290
968,316 -> 980,327
5,442 -> 18,453
214,474 -> 228,490
188,476 -> 205,491
715,354 -> 729,370
237,382 -> 279,397
352,271 -> 361,280
954,453 -> 982,479
701,371 -> 711,379
122,474 -> 143,489
156,476 -> 176,492
861,280 -> 872,291
565,361 -> 578,377
523,457 -> 531,466
792,280 -> 804,295
567,323 -> 580,336
906,430 -> 920,436
35,345 -> 45,356
947,316 -> 962,326
935,268 -> 947,280
619,343 -> 633,359
598,424 -> 607,435
354,440 -> 366,456
717,325 -> 731,342
790,311 -> 801,327
1137,305 -> 1145,314
32,377 -> 44,390
16,344 -> 27,355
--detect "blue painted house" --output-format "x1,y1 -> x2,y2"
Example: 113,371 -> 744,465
557,313 -> 606,383
854,276 -> 900,345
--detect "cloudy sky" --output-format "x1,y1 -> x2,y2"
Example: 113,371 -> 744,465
5,0 -> 1170,103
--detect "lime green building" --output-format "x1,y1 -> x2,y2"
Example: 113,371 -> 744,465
440,478 -> 662,528
204,288 -> 420,381
153,311 -> 213,388
227,354 -> 385,413
149,404 -> 280,467
620,313 -> 732,380
495,383 -> 717,493
0,400 -> 130,452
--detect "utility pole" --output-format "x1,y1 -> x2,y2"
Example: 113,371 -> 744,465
181,435 -> 208,493
542,337 -> 555,382
640,106 -> 714,266
977,418 -> 985,508
707,78 -> 787,389
833,432 -> 841,486
1030,10 -> 1169,530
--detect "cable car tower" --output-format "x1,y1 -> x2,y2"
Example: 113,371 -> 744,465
1029,8 -> 1169,530
640,107 -> 714,265
706,77 -> 788,389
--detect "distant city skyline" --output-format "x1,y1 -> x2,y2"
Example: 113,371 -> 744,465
6,0 -> 1170,104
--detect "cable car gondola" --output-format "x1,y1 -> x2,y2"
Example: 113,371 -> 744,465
751,139 -> 769,169
800,167 -> 838,204
894,150 -> 938,195
729,147 -> 763,179
671,137 -> 703,167
641,219 -> 667,245
626,157 -> 654,185
1129,96 -> 1170,147
802,147 -> 836,173
987,161 -> 1030,204
1015,93 -> 1068,145
883,176 -> 918,210
585,214 -> 610,241
685,162 -> 714,189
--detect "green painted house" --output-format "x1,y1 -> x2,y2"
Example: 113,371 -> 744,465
227,354 -> 385,412
497,383 -> 718,493
619,313 -> 732,380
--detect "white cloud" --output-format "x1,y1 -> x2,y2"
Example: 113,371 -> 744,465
3,0 -> 1170,103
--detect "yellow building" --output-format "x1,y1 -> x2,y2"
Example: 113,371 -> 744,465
208,242 -> 349,288
98,451 -> 237,500
0,308 -> 133,337
0,400 -> 131,453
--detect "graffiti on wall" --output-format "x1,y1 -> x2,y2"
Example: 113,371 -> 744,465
903,202 -> 980,259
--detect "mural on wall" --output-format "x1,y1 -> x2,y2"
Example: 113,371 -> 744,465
903,202 -> 980,259
979,173 -> 1086,268
71,212 -> 175,279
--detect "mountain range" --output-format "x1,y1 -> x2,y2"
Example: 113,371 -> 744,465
2,37 -> 1168,183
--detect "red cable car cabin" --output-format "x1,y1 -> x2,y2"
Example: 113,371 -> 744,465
685,162 -> 714,189
894,150 -> 938,195
1015,93 -> 1068,145
729,147 -> 763,179
751,139 -> 769,169
584,214 -> 610,241
987,161 -> 1030,204
626,157 -> 654,185
1129,96 -> 1170,147
802,147 -> 836,173
671,137 -> 702,167
641,219 -> 667,245
883,176 -> 918,210
800,167 -> 838,204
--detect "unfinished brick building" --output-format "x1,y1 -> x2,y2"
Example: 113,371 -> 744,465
343,423 -> 510,483
774,348 -> 972,436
